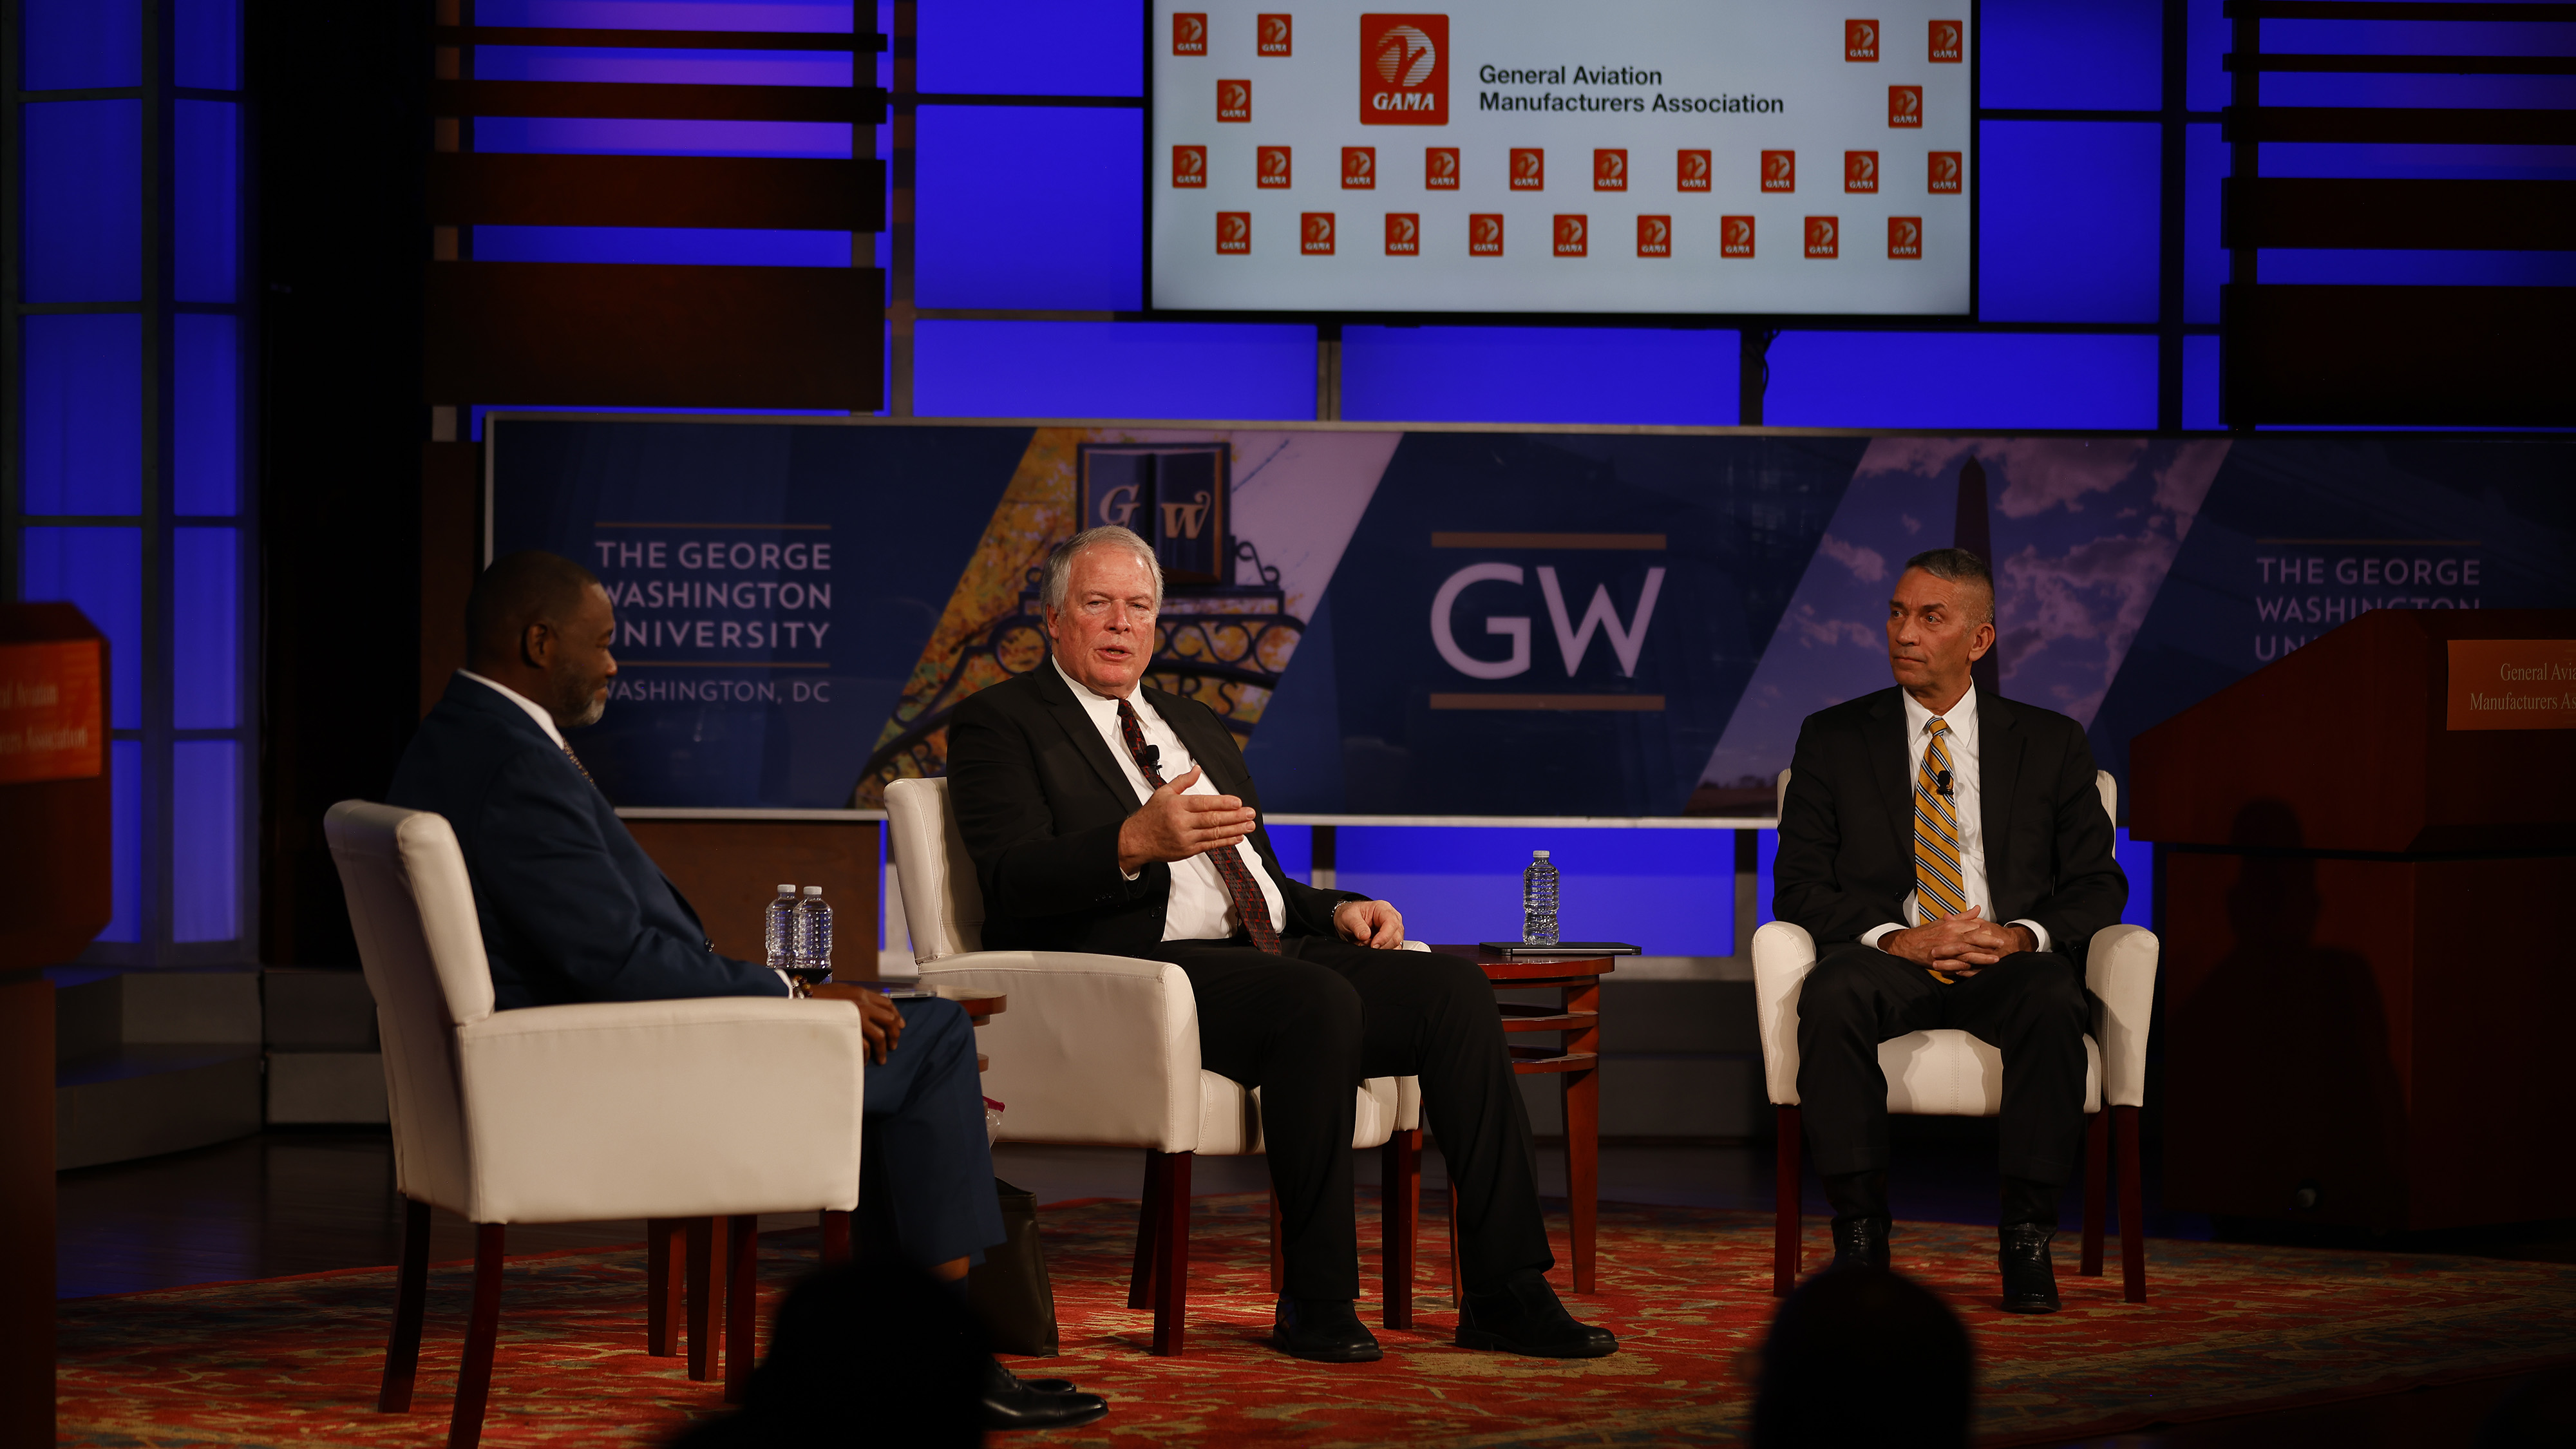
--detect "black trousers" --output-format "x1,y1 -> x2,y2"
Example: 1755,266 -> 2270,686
855,996 -> 1007,1270
1795,943 -> 2090,1188
1128,935 -> 1553,1300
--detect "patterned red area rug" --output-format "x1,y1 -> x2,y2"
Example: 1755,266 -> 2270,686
58,1193 -> 2576,1448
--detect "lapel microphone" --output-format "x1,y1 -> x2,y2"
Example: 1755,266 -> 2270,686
1141,744 -> 1162,772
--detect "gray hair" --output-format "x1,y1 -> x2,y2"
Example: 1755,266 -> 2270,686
1902,547 -> 1996,626
1040,526 -> 1164,614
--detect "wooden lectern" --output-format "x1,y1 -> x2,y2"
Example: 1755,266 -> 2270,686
0,603 -> 115,1443
2132,609 -> 2576,1231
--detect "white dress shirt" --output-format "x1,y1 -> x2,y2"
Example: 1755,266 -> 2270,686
1053,658 -> 1285,943
458,670 -> 569,749
1859,684 -> 2053,956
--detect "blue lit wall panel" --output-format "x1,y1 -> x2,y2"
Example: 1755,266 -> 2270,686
21,100 -> 143,303
473,46 -> 852,85
477,0 -> 855,28
1341,327 -> 1740,426
2261,16 -> 2576,57
21,314 -> 144,516
173,741 -> 241,942
914,106 -> 1141,310
2113,828 -> 2155,931
2182,334 -> 2220,430
19,527 -> 143,730
1980,0 -> 2163,112
2186,0 -> 2228,112
1765,332 -> 2159,430
914,320 -> 1312,420
1334,827 -> 1736,956
104,741 -> 144,943
1756,829 -> 1777,927
2184,122 -> 2224,325
173,528 -> 239,730
22,0 -> 140,90
2259,143 -> 2576,182
471,225 -> 851,265
176,0 -> 242,90
173,314 -> 240,515
2259,251 -> 2576,286
2258,72 -> 2576,109
917,0 -> 1142,97
473,117 -> 855,157
1978,122 -> 2162,323
175,100 -> 240,303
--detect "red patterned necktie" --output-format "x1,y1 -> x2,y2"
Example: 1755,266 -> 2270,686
1115,699 -> 1280,954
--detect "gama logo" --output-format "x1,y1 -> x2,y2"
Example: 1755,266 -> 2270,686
1343,146 -> 1376,189
1721,214 -> 1754,257
1845,150 -> 1878,193
1303,212 -> 1336,254
1595,148 -> 1627,191
1636,214 -> 1671,257
1804,215 -> 1838,258
1929,18 -> 1964,62
1511,147 -> 1546,189
1554,214 -> 1587,256
1173,12 -> 1207,55
1171,144 -> 1206,188
1361,14 -> 1448,126
1761,149 -> 1795,192
1385,212 -> 1420,254
1889,84 -> 1922,128
1217,211 -> 1251,254
1258,145 -> 1293,188
1469,212 -> 1503,255
1888,215 -> 1922,258
1259,12 -> 1293,55
1218,78 -> 1251,122
1845,18 -> 1878,60
1425,146 -> 1459,188
1678,148 -> 1711,192
1929,151 -> 1962,193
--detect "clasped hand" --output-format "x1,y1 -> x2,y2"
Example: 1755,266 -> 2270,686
1117,766 -> 1257,873
1878,905 -> 2034,978
810,982 -> 904,1063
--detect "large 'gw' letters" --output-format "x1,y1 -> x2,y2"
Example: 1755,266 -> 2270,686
1430,563 -> 1668,680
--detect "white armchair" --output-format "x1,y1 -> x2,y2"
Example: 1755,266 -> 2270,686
884,776 -> 1425,1354
326,802 -> 869,1448
1752,770 -> 2158,1302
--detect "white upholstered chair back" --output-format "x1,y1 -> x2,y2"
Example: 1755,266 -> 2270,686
885,776 -> 985,960
324,800 -> 495,1213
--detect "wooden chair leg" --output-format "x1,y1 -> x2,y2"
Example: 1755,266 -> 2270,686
1382,1128 -> 1419,1330
379,1197 -> 431,1412
1127,1151 -> 1166,1311
820,1209 -> 851,1266
1267,1186 -> 1285,1294
2081,1110 -> 2109,1277
685,1217 -> 723,1382
1774,1105 -> 1801,1296
646,1218 -> 686,1356
446,1224 -> 506,1449
1150,1151 -> 1193,1357
724,1214 -> 759,1403
2116,1105 -> 2147,1303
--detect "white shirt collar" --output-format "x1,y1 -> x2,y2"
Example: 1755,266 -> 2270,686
1900,681 -> 1978,753
457,670 -> 569,750
1052,655 -> 1137,715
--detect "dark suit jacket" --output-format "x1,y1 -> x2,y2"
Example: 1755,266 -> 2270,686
387,675 -> 788,1010
945,664 -> 1361,953
1775,687 -> 2126,958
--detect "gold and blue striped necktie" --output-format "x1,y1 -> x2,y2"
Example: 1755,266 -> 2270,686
1913,717 -> 1969,928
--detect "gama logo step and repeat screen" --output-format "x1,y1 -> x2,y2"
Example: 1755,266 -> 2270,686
1149,3 -> 1973,314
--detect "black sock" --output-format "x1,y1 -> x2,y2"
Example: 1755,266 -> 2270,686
2002,1175 -> 2062,1229
1823,1170 -> 1889,1226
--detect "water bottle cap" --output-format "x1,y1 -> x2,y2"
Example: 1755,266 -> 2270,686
1533,850 -> 1550,858
802,886 -> 824,896
777,884 -> 797,893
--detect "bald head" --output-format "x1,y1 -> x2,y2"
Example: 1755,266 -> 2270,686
464,551 -> 618,727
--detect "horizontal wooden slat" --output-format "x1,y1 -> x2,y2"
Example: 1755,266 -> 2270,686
2223,177 -> 2576,249
2225,106 -> 2576,144
2229,53 -> 2576,74
2225,1 -> 2576,18
428,153 -> 884,230
2221,283 -> 2576,426
430,79 -> 884,123
435,26 -> 884,50
424,262 -> 882,409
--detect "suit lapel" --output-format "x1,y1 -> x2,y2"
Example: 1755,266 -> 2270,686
1032,659 -> 1151,806
1978,692 -> 2023,912
1152,687 -> 1247,797
1864,690 -> 1913,864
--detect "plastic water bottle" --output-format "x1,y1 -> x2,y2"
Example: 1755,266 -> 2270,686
764,884 -> 798,971
1522,850 -> 1560,945
792,885 -> 834,987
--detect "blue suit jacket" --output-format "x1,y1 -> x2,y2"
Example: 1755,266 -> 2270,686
387,675 -> 788,1010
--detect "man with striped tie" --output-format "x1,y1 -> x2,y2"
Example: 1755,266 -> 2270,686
1776,547 -> 2126,1314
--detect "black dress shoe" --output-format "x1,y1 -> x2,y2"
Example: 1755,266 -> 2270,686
1271,1296 -> 1383,1362
1829,1215 -> 1891,1272
1457,1273 -> 1618,1358
981,1358 -> 1109,1431
1999,1224 -> 2062,1314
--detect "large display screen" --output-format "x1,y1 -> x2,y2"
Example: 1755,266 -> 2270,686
1147,2 -> 1975,316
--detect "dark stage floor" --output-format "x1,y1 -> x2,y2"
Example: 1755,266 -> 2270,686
55,1124 -> 2573,1447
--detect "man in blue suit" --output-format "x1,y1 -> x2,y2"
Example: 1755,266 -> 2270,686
388,551 -> 1104,1431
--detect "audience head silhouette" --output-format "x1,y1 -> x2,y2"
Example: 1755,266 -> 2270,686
1753,1269 -> 1972,1449
670,1258 -> 984,1447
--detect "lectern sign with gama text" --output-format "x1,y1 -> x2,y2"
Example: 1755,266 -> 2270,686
2447,639 -> 2576,730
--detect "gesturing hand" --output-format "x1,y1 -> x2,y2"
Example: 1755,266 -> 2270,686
810,983 -> 905,1063
1878,906 -> 2035,978
1117,765 -> 1258,873
1332,898 -> 1405,949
